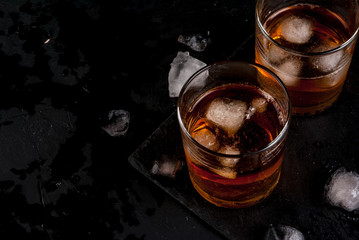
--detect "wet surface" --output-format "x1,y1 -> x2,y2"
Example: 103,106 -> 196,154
2,0 -> 359,239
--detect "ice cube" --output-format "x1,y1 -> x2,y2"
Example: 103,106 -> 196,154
210,145 -> 241,179
280,16 -> 313,44
246,97 -> 268,119
102,109 -> 130,137
251,98 -> 268,113
192,125 -> 219,151
276,59 -> 302,87
265,225 -> 305,240
168,51 -> 206,98
178,32 -> 211,52
212,167 -> 237,179
218,145 -> 240,168
205,98 -> 248,135
268,44 -> 289,65
151,154 -> 183,179
311,45 -> 344,72
325,168 -> 359,211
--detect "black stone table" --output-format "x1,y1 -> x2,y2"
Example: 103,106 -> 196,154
1,0 -> 358,239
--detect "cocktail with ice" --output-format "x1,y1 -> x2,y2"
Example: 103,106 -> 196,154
255,0 -> 359,115
177,61 -> 290,208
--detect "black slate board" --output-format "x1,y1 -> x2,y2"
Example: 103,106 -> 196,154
128,85 -> 359,240
128,35 -> 359,240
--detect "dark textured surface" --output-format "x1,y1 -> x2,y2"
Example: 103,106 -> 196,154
129,89 -> 359,239
0,0 -> 255,239
1,0 -> 359,239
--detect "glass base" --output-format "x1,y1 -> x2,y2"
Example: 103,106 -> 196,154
189,174 -> 280,208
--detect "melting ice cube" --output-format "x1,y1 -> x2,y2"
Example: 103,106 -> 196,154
102,109 -> 130,137
192,124 -> 220,151
218,145 -> 240,168
265,225 -> 305,240
178,32 -> 211,52
205,98 -> 248,135
268,43 -> 290,65
168,51 -> 206,98
246,97 -> 268,119
311,45 -> 344,73
276,59 -> 302,87
212,167 -> 237,179
151,154 -> 183,179
210,145 -> 241,179
280,16 -> 313,44
325,168 -> 359,211
251,98 -> 268,113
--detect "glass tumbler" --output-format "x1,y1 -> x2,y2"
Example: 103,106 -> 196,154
177,61 -> 290,208
255,0 -> 359,115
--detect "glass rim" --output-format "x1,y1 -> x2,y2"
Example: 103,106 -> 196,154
255,1 -> 359,57
176,61 -> 291,159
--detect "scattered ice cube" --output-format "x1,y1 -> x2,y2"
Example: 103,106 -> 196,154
192,124 -> 220,151
265,225 -> 305,240
325,168 -> 359,211
280,16 -> 313,44
205,98 -> 248,135
178,32 -> 211,52
151,154 -> 183,179
168,51 -> 206,97
276,59 -> 302,86
218,145 -> 240,168
311,45 -> 344,73
102,109 -> 130,137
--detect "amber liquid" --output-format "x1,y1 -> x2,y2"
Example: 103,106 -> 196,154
184,84 -> 285,208
255,4 -> 354,115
